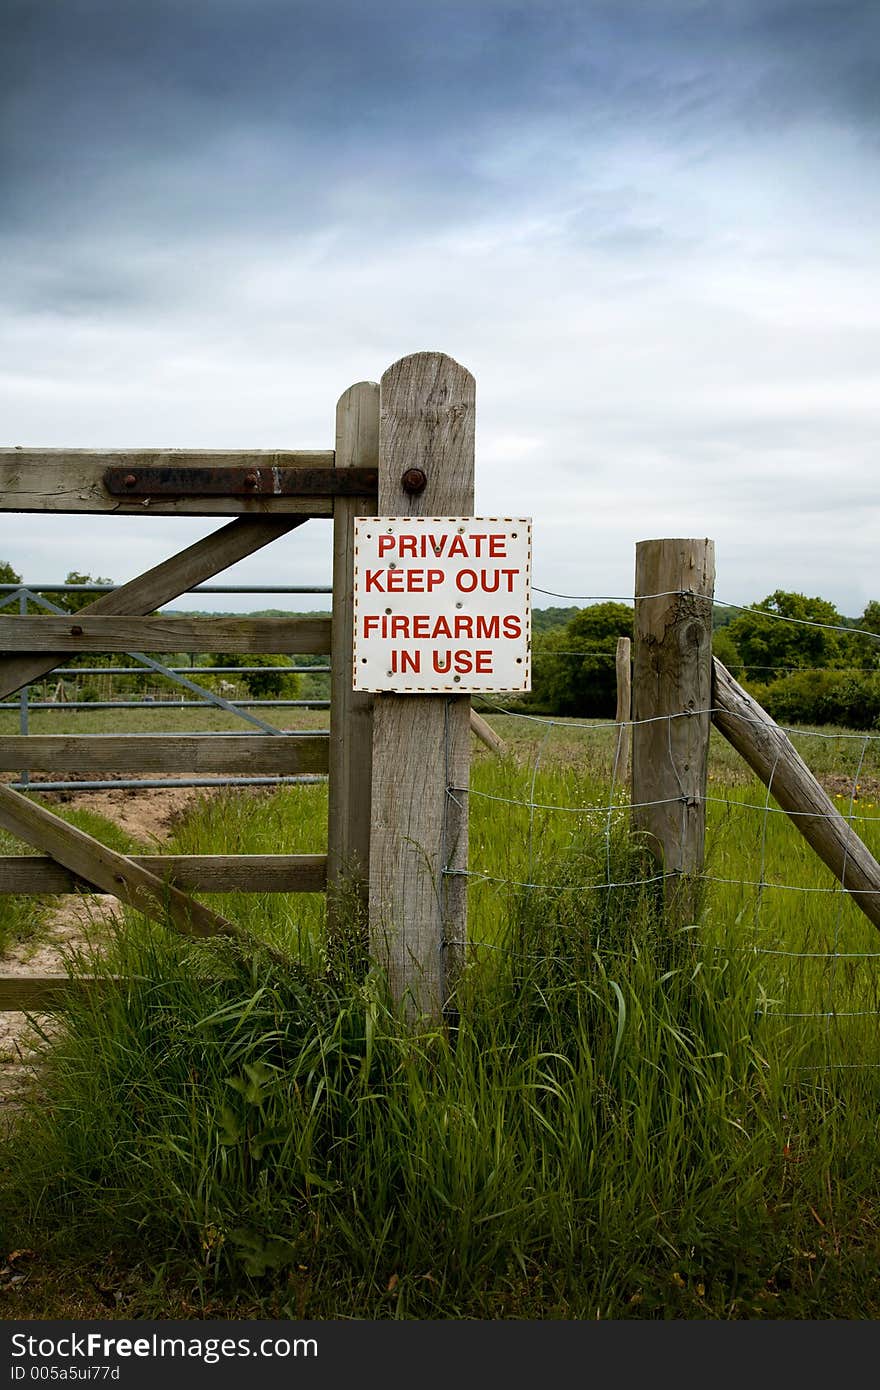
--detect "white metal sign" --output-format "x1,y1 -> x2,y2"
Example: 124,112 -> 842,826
353,517 -> 531,692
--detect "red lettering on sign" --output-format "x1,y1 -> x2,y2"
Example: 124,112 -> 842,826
390,649 -> 421,674
454,569 -> 519,594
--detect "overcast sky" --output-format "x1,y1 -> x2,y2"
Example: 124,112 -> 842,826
1,0 -> 877,616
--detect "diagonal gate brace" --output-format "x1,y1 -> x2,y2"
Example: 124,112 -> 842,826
0,514 -> 311,700
0,784 -> 238,940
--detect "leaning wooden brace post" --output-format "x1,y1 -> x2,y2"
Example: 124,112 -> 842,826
632,539 -> 715,926
470,708 -> 506,757
712,658 -> 880,929
368,352 -> 475,1020
327,381 -> 380,948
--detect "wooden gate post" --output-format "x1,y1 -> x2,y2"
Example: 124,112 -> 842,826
631,539 -> 715,925
327,381 -> 380,947
368,352 -> 476,1019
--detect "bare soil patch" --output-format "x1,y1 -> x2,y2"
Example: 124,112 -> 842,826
0,783 -> 204,1120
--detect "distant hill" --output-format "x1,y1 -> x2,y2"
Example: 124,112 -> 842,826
162,608 -> 331,618
532,605 -> 580,634
164,605 -> 578,630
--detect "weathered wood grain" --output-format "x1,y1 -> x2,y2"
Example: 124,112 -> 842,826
470,709 -> 506,756
0,615 -> 331,653
712,658 -> 880,930
0,734 -> 329,774
0,853 -> 327,895
369,352 -> 475,1019
0,514 -> 311,698
632,539 -> 715,923
613,636 -> 632,789
0,975 -> 119,1011
327,382 -> 379,940
0,450 -> 335,515
0,784 -> 238,938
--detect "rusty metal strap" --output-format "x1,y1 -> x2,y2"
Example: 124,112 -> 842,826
104,466 -> 378,498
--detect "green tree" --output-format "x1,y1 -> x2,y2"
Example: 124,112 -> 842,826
712,625 -> 741,673
210,652 -> 300,700
530,602 -> 633,716
43,570 -> 113,614
851,600 -> 880,671
39,571 -> 116,671
725,591 -> 855,679
0,560 -> 21,586
532,606 -> 579,636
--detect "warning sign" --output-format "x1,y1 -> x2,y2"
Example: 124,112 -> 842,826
353,517 -> 531,692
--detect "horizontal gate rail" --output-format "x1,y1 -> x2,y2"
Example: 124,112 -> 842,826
0,976 -> 120,1010
6,776 -> 327,792
1,665 -> 331,675
0,733 -> 329,775
0,585 -> 332,596
0,449 -> 375,516
0,700 -> 330,711
0,615 -> 331,654
0,852 -> 327,895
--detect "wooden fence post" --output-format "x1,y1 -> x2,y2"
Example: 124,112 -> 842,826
631,539 -> 715,925
613,635 -> 632,791
368,352 -> 476,1020
327,381 -> 380,946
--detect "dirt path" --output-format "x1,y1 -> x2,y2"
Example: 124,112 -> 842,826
0,787 -> 201,1122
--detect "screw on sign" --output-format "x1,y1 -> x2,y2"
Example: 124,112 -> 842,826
352,517 -> 531,692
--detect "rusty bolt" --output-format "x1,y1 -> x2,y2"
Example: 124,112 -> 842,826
243,472 -> 259,489
70,624 -> 83,637
401,468 -> 427,495
123,473 -> 137,488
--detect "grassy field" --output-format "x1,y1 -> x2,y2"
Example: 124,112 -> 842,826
1,706 -> 880,1318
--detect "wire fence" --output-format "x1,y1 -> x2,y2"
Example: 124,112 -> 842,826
450,696 -> 880,1067
448,585 -> 880,1070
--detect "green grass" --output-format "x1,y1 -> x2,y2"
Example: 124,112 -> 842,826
2,713 -> 880,1318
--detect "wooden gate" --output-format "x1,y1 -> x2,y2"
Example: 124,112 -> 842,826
0,352 -> 476,1020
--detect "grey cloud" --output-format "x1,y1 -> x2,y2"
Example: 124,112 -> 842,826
5,0 -> 878,243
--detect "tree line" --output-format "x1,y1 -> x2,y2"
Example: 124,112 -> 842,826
526,592 -> 880,730
0,562 -> 317,701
